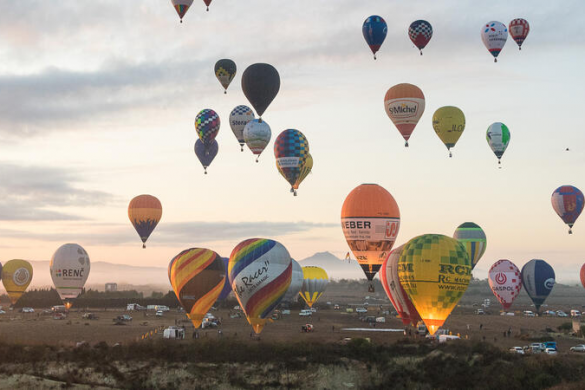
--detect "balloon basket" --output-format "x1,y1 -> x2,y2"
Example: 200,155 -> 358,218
405,141 -> 409,148
224,91 -> 227,95
142,243 -> 146,249
494,58 -> 498,63
293,190 -> 298,197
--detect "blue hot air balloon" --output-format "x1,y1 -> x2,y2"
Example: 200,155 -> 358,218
362,15 -> 387,60
521,259 -> 555,312
194,139 -> 218,174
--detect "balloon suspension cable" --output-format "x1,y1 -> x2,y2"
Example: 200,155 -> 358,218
142,243 -> 146,249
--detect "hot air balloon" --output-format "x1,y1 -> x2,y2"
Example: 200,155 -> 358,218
481,21 -> 508,62
379,245 -> 421,326
509,18 -> 530,50
216,257 -> 233,302
453,222 -> 486,270
170,0 -> 193,23
229,105 -> 255,151
521,259 -> 555,313
1,259 -> 33,305
215,59 -> 236,94
486,122 -> 511,166
243,119 -> 271,162
294,153 -> 313,189
299,266 -> 329,308
194,139 -> 218,174
50,243 -> 90,308
274,129 -> 310,196
363,15 -> 387,60
203,0 -> 212,11
229,238 -> 292,334
408,20 -> 433,55
282,259 -> 304,303
195,109 -> 220,149
341,184 -> 400,291
581,264 -> 585,290
488,259 -> 522,311
398,234 -> 470,335
128,195 -> 162,248
551,185 -> 584,234
168,248 -> 226,327
384,83 -> 425,146
432,106 -> 465,157
241,63 -> 280,121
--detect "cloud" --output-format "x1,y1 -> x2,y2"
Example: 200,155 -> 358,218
0,162 -> 115,220
0,220 -> 337,246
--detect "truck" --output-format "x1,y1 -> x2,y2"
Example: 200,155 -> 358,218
127,303 -> 145,311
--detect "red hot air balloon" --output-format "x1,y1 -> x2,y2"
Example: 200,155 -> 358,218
509,19 -> 530,50
580,264 -> 585,290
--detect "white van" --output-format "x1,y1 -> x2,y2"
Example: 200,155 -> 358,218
571,310 -> 581,317
299,309 -> 312,316
163,326 -> 185,339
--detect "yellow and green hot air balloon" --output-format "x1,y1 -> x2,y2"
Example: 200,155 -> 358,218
294,153 -> 313,190
398,234 -> 470,335
453,222 -> 487,270
2,259 -> 33,305
299,266 -> 329,308
432,106 -> 465,157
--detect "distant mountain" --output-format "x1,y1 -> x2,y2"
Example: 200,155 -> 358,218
297,252 -> 363,280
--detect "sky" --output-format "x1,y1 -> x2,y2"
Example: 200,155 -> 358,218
0,0 -> 584,284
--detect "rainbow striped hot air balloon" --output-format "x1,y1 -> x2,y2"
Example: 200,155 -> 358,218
168,248 -> 226,328
229,238 -> 292,334
128,195 -> 162,248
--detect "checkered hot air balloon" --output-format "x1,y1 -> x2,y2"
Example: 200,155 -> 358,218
229,105 -> 255,151
169,248 -> 226,328
274,129 -> 309,196
551,185 -> 584,234
408,20 -> 433,55
195,109 -> 220,150
229,238 -> 292,334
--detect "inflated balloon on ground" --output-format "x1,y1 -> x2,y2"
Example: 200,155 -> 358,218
50,243 -> 90,308
521,259 -> 555,312
299,266 -> 329,308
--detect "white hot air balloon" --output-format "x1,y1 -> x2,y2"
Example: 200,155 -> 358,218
282,259 -> 303,303
243,119 -> 272,162
488,259 -> 522,311
481,21 -> 508,62
229,105 -> 255,151
50,243 -> 90,308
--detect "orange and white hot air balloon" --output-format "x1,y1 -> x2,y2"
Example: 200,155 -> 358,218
384,83 -> 425,147
341,184 -> 400,291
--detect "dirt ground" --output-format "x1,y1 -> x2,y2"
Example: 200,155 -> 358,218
1,305 -> 583,354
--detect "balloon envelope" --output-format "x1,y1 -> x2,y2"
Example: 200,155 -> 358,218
293,153 -> 313,190
128,195 -> 162,248
243,119 -> 271,159
229,105 -> 255,150
299,266 -> 329,308
195,109 -> 221,148
509,18 -> 530,49
488,259 -> 522,311
521,259 -> 555,312
398,234 -> 470,335
216,257 -> 233,301
581,264 -> 585,290
380,246 -> 421,326
282,259 -> 303,303
486,122 -> 511,164
551,185 -> 584,234
408,20 -> 433,53
1,259 -> 33,305
432,106 -> 465,156
341,184 -> 400,282
171,0 -> 193,21
241,63 -> 280,118
481,21 -> 508,61
195,139 -> 218,174
169,248 -> 225,328
274,129 -> 310,193
214,59 -> 236,93
50,243 -> 90,303
453,222 -> 487,270
362,15 -> 387,59
384,83 -> 425,146
229,238 -> 292,334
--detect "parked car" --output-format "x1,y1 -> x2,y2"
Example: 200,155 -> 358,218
557,310 -> 568,317
523,311 -> 535,317
299,310 -> 312,316
53,313 -> 67,320
475,309 -> 485,315
544,348 -> 558,355
82,313 -> 98,320
21,307 -> 34,313
0,310 -> 6,314
156,310 -> 164,317
543,310 -> 557,316
113,315 -> 132,322
571,310 -> 581,317
333,304 -> 340,310
570,344 -> 585,352
355,307 -> 368,313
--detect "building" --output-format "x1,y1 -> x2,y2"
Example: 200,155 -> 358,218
105,283 -> 118,292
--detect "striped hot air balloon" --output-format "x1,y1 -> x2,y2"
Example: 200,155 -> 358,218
299,266 -> 329,308
229,238 -> 292,334
1,259 -> 33,305
170,0 -> 193,23
128,195 -> 162,248
168,248 -> 226,328
384,83 -> 425,147
453,222 -> 487,270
